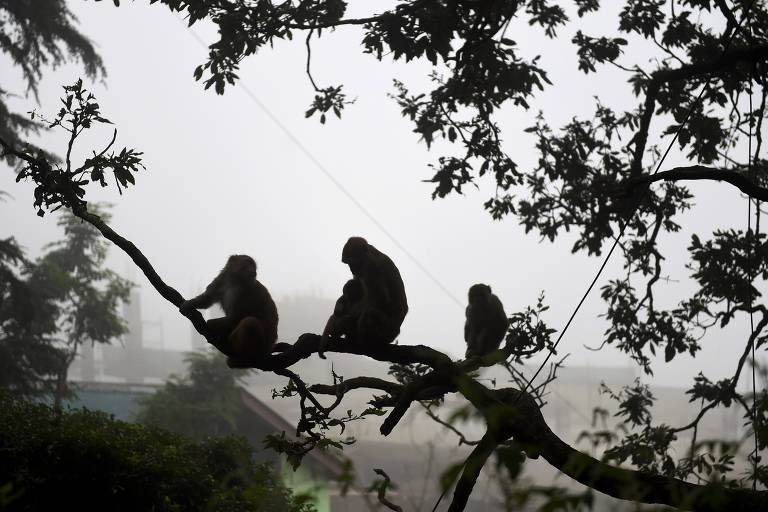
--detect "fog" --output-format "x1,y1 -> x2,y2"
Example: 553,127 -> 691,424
0,1 -> 762,389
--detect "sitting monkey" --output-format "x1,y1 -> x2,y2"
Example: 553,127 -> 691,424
464,283 -> 508,358
181,255 -> 278,362
340,236 -> 408,346
318,277 -> 364,358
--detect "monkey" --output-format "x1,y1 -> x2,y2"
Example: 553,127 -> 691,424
340,236 -> 408,346
464,283 -> 509,359
318,277 -> 364,358
180,254 -> 278,362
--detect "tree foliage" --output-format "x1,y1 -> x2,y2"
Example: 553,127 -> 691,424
0,206 -> 130,403
0,0 -> 104,154
0,236 -> 61,398
0,391 -> 315,512
136,351 -> 251,439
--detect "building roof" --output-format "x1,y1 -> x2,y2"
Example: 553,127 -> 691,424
239,388 -> 345,478
67,381 -> 343,479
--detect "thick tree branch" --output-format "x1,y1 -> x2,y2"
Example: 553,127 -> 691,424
653,45 -> 768,86
309,376 -> 402,397
449,384 -> 768,512
630,80 -> 660,177
714,0 -> 739,29
447,433 -> 498,512
627,165 -> 768,200
68,207 -> 210,337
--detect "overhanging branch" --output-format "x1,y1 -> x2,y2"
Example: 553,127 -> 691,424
627,165 -> 768,201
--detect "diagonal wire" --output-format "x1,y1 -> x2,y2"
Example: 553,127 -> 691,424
178,17 -> 464,308
521,0 -> 759,396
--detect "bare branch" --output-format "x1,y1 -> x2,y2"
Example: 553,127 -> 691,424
373,468 -> 403,512
422,404 -> 480,446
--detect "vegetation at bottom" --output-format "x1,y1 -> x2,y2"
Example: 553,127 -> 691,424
0,392 -> 315,512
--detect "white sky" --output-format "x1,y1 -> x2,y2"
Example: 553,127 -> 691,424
0,1 -> 764,388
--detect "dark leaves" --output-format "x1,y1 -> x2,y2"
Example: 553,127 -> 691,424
13,80 -> 144,215
619,0 -> 666,37
572,31 -> 628,73
304,85 -> 353,123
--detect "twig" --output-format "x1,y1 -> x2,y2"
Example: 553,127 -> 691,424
373,468 -> 403,512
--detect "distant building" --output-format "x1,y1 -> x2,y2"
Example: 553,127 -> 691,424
70,288 -> 337,384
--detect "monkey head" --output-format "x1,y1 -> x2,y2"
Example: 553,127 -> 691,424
342,278 -> 364,302
342,237 -> 369,276
225,254 -> 257,281
468,283 -> 492,305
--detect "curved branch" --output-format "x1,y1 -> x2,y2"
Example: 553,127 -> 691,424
423,405 -> 480,446
627,165 -> 768,201
309,376 -> 402,396
447,433 -> 498,512
373,468 -> 403,512
453,384 -> 768,512
69,207 -> 209,336
652,45 -> 768,85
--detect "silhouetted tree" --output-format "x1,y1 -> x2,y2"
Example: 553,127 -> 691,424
0,0 -> 103,154
137,351 -> 251,438
0,206 -> 130,404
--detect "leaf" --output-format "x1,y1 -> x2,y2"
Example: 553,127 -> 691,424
664,342 -> 675,362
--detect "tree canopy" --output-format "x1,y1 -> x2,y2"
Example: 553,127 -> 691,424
137,351 -> 251,439
0,0 -> 104,153
1,1 -> 768,511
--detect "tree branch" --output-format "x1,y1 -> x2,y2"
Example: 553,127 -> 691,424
714,0 -> 739,29
450,385 -> 768,512
309,376 -> 401,396
447,433 -> 498,512
626,165 -> 768,200
373,468 -> 403,512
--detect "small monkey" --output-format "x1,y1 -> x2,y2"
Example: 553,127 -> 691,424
464,283 -> 508,358
318,277 -> 364,358
341,236 -> 408,346
181,255 -> 278,362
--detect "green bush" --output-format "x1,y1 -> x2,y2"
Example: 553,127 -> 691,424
0,393 -> 314,512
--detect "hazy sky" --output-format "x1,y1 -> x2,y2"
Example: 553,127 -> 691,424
1,1 -> 763,388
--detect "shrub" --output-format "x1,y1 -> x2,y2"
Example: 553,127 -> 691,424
0,393 -> 314,512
